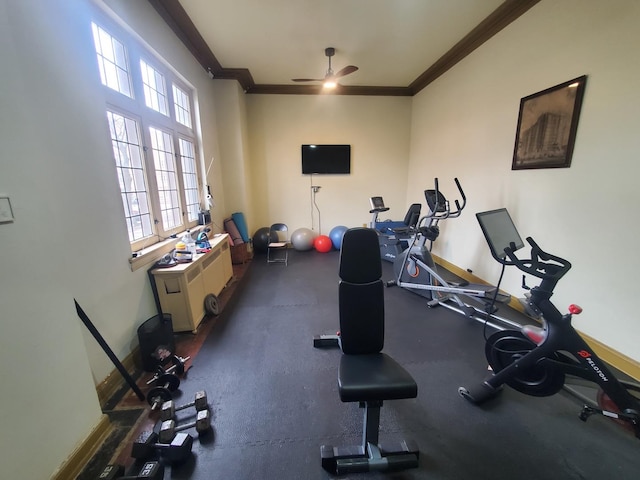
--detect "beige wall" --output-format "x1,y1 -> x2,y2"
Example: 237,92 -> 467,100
1,1 -> 110,477
245,94 -> 412,235
212,80 -> 254,230
407,0 -> 640,362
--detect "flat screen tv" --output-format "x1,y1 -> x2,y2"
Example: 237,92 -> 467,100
301,144 -> 351,174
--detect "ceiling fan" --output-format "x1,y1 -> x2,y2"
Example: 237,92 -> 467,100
292,47 -> 358,87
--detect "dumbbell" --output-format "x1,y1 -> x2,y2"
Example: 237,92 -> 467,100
159,408 -> 212,443
146,373 -> 180,410
131,430 -> 193,464
169,354 -> 190,375
96,460 -> 163,479
146,355 -> 191,386
160,390 -> 208,421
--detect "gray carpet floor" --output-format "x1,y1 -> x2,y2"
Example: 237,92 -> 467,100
150,249 -> 640,479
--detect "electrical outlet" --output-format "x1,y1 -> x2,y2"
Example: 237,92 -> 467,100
0,197 -> 14,223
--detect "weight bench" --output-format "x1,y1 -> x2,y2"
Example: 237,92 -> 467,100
321,227 -> 419,474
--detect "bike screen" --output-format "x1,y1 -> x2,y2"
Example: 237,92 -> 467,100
476,208 -> 525,263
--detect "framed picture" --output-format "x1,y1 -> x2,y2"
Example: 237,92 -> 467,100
512,75 -> 587,170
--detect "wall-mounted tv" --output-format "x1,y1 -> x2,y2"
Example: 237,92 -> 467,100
301,144 -> 351,174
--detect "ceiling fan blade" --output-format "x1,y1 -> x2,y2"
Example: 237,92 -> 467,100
291,78 -> 324,82
333,65 -> 358,78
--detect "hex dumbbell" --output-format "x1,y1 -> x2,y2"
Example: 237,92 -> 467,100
160,390 -> 208,421
131,430 -> 193,464
96,460 -> 163,479
159,408 -> 212,443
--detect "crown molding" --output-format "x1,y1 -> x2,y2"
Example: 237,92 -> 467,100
148,0 -> 540,96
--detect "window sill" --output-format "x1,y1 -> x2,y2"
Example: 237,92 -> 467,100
128,225 -> 210,272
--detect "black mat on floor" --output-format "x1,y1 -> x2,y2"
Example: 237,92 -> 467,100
101,371 -> 146,412
77,408 -> 145,479
152,249 -> 639,479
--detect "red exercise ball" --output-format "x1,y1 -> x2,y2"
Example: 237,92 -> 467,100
313,235 -> 333,253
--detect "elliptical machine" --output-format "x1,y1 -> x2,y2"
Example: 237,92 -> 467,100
387,178 -> 517,329
458,208 -> 640,438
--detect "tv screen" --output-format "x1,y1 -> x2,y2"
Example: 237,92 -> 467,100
476,208 -> 525,262
301,144 -> 351,174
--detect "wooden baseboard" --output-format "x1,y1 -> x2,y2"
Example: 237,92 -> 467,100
52,350 -> 140,478
577,331 -> 640,381
95,346 -> 140,408
50,414 -> 112,480
433,255 -> 640,381
51,348 -> 144,478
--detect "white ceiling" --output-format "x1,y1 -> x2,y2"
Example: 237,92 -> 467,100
177,0 -> 508,88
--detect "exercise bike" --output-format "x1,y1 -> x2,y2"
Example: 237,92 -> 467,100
368,197 -> 421,263
458,208 -> 640,439
387,178 -> 519,329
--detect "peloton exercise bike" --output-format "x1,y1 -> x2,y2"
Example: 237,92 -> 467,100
387,178 -> 519,329
458,208 -> 640,439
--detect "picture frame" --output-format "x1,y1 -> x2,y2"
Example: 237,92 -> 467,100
512,75 -> 587,170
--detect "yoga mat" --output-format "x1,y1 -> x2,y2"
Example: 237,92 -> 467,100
224,217 -> 244,244
232,212 -> 250,242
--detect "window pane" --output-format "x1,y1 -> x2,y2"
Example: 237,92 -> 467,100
137,192 -> 149,215
106,111 -> 153,242
178,138 -> 199,222
140,60 -> 168,116
149,126 -> 182,231
172,84 -> 192,128
91,23 -> 132,98
132,169 -> 146,194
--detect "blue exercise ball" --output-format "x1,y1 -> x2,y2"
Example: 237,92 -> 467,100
291,227 -> 316,251
252,227 -> 276,253
329,225 -> 349,250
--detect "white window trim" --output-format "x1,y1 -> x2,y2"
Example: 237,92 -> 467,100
90,3 -> 209,269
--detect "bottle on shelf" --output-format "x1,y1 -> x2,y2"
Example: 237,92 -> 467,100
182,230 -> 197,256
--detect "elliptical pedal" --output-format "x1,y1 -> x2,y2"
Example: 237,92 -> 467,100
448,279 -> 469,288
480,288 -> 510,303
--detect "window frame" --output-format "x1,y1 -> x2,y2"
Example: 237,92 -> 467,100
105,106 -> 154,246
91,11 -> 204,254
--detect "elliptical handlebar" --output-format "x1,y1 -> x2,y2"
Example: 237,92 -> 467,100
413,178 -> 467,241
504,237 -> 572,285
452,177 -> 466,214
425,177 -> 466,220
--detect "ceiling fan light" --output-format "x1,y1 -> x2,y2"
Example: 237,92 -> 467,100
323,80 -> 337,89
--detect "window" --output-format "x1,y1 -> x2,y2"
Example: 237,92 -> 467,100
140,59 -> 169,116
173,84 -> 192,128
149,126 -> 181,230
92,23 -> 132,98
179,138 -> 199,222
107,111 -> 152,242
91,19 -> 202,251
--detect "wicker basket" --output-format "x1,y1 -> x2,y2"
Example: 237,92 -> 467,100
231,243 -> 251,264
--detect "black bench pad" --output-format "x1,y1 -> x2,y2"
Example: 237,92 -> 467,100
339,353 -> 417,403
